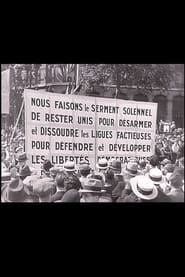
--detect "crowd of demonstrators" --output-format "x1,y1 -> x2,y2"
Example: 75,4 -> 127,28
1,152 -> 184,202
1,126 -> 25,172
158,120 -> 176,134
1,123 -> 184,203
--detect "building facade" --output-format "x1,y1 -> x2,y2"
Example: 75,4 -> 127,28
38,64 -> 184,128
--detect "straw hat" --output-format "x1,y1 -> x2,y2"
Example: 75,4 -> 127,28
130,176 -> 158,201
64,161 -> 76,172
123,162 -> 138,177
148,168 -> 163,185
96,158 -> 108,170
128,157 -> 138,163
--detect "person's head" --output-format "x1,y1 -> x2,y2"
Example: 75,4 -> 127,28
42,159 -> 53,174
148,167 -> 163,188
162,163 -> 175,176
96,158 -> 108,173
17,152 -> 28,167
33,177 -> 55,202
123,162 -> 138,178
160,159 -> 171,172
149,155 -> 160,168
64,161 -> 76,175
55,171 -> 68,190
139,160 -> 147,170
79,164 -> 91,177
109,159 -> 122,174
64,175 -> 81,191
169,173 -> 183,189
87,172 -> 105,184
79,179 -> 104,202
130,176 -> 158,202
49,166 -> 62,180
1,177 -> 29,202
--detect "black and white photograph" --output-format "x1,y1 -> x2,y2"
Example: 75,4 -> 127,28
1,64 -> 184,203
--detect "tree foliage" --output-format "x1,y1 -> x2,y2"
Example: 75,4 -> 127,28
80,64 -> 174,96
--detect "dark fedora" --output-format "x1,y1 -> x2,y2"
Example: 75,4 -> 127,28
79,179 -> 105,194
1,178 -> 29,202
109,159 -> 122,172
42,159 -> 53,172
19,165 -> 32,178
17,152 -> 28,162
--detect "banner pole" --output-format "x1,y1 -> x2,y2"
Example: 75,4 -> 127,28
76,64 -> 79,87
9,99 -> 25,145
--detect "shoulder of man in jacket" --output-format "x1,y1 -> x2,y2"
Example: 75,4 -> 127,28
51,190 -> 65,202
61,189 -> 80,202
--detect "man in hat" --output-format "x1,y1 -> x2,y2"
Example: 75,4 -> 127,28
94,158 -> 109,184
1,177 -> 30,202
78,163 -> 92,189
49,166 -> 63,195
61,175 -> 81,202
107,159 -> 125,202
138,160 -> 148,175
17,152 -> 34,176
117,161 -> 141,202
99,170 -> 115,202
63,161 -> 77,177
51,171 -> 67,202
41,159 -> 54,178
23,175 -> 40,202
162,163 -> 175,192
167,173 -> 184,202
120,176 -> 158,202
146,155 -> 160,172
79,178 -> 105,202
33,177 -> 55,202
96,158 -> 109,175
148,168 -> 171,202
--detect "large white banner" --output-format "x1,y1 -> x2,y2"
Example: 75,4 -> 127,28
1,69 -> 10,114
24,89 -> 158,171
